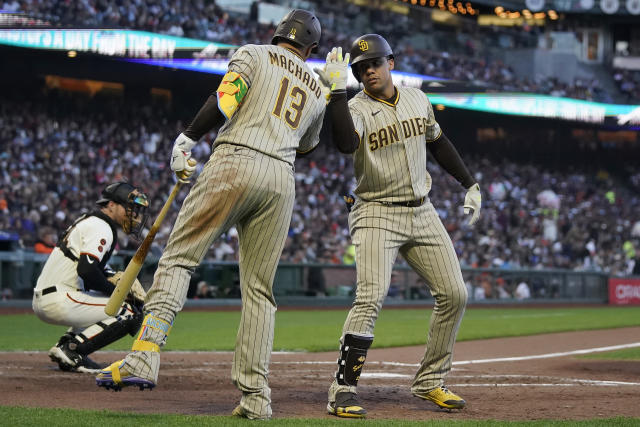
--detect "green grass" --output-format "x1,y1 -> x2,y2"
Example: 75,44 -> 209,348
2,306 -> 639,352
580,347 -> 640,360
1,407 -> 638,426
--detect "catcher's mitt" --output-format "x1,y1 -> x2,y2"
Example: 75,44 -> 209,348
106,271 -> 147,304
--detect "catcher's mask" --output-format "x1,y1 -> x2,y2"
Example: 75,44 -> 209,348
97,182 -> 149,237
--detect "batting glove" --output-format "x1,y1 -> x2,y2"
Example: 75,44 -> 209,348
463,183 -> 481,226
170,133 -> 197,183
313,47 -> 350,93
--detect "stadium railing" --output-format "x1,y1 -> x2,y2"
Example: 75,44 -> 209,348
0,251 -> 611,306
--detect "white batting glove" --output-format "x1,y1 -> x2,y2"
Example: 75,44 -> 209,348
170,133 -> 197,183
463,183 -> 481,226
313,47 -> 350,92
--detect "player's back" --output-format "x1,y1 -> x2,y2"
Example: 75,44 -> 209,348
215,44 -> 326,165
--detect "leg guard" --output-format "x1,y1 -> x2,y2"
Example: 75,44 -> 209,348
73,311 -> 144,355
335,333 -> 373,387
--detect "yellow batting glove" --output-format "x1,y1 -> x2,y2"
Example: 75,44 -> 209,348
324,47 -> 350,92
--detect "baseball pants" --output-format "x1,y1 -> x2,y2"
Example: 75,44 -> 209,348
123,145 -> 295,419
329,199 -> 468,401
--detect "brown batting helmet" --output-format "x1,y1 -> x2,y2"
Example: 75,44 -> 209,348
349,34 -> 394,82
272,9 -> 321,53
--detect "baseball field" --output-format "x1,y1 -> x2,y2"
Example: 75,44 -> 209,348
2,305 -> 640,425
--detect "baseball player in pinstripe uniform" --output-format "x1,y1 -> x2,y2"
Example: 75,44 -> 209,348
315,35 -> 482,418
96,9 -> 326,420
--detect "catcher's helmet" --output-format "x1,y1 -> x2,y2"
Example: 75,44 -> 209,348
271,9 -> 321,53
349,34 -> 394,81
97,182 -> 149,237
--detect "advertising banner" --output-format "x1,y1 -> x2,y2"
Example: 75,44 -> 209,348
608,278 -> 640,305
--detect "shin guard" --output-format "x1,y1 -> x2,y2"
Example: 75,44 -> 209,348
335,333 -> 373,387
74,311 -> 144,355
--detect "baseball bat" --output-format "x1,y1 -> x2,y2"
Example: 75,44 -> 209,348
104,163 -> 195,316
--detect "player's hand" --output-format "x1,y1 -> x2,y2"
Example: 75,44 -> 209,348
170,133 -> 197,183
463,183 -> 481,226
107,271 -> 146,305
128,279 -> 147,304
313,47 -> 350,92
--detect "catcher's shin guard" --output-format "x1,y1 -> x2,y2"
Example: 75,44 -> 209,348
73,310 -> 144,356
335,333 -> 373,387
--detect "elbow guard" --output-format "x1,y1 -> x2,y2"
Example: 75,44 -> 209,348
217,71 -> 249,120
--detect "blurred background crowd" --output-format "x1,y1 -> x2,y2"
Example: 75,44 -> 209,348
7,0 -> 635,103
0,0 -> 639,297
1,84 -> 638,278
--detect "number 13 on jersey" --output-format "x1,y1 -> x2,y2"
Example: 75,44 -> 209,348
272,77 -> 307,129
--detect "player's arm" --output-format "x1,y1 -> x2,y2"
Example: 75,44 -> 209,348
182,95 -> 226,142
327,92 -> 360,154
183,47 -> 254,140
426,132 -> 475,189
427,132 -> 481,225
315,47 -> 359,154
77,254 -> 114,295
296,108 -> 326,157
171,47 -> 253,179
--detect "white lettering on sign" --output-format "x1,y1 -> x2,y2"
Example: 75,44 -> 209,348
616,284 -> 640,300
127,33 -> 151,58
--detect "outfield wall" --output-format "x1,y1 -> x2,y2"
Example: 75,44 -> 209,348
0,251 -> 613,305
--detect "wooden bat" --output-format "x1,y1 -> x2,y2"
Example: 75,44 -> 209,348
104,162 -> 195,316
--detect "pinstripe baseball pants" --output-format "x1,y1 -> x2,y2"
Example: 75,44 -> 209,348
329,199 -> 468,401
123,145 -> 295,419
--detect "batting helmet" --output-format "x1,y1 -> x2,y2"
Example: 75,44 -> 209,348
349,34 -> 394,81
271,9 -> 321,53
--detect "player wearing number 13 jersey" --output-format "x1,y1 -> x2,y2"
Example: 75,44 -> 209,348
96,9 -> 325,420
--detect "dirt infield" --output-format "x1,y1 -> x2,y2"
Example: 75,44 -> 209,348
2,327 -> 639,421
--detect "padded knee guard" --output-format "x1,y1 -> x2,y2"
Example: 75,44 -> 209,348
335,333 -> 373,387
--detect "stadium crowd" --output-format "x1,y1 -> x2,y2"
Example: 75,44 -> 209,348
0,87 -> 638,281
7,0 -> 613,102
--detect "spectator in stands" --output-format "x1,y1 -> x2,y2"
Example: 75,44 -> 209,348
514,281 -> 531,300
33,227 -> 56,254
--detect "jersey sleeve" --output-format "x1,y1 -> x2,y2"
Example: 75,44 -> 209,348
297,107 -> 326,154
76,219 -> 114,262
424,96 -> 442,143
227,45 -> 256,88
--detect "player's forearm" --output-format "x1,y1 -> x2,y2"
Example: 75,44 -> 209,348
77,254 -> 114,295
328,91 -> 359,154
183,94 -> 226,141
427,133 -> 476,189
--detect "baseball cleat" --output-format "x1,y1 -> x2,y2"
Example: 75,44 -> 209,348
413,386 -> 466,409
48,344 -> 81,372
95,360 -> 155,391
76,355 -> 107,374
327,391 -> 367,418
231,405 -> 270,420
